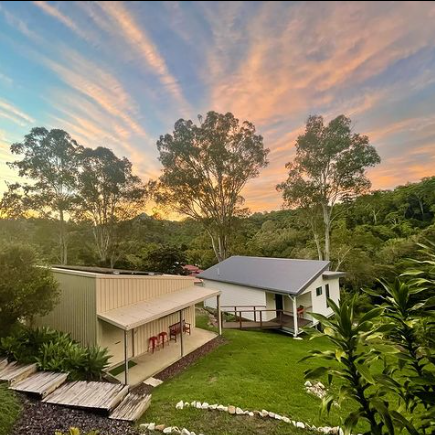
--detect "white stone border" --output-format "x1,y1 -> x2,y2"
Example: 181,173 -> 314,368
175,400 -> 348,435
140,423 -> 205,435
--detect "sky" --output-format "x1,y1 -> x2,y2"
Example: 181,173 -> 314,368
1,1 -> 435,214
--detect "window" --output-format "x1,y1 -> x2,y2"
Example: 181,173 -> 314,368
325,284 -> 330,307
316,286 -> 322,296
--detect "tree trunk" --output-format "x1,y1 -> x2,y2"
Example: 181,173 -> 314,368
321,203 -> 331,261
59,209 -> 68,265
313,231 -> 323,261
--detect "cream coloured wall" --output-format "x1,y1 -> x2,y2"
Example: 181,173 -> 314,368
96,275 -> 196,313
99,305 -> 196,367
34,270 -> 98,346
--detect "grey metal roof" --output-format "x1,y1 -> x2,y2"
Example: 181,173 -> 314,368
198,256 -> 331,295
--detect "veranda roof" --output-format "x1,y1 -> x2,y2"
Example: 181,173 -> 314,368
98,286 -> 220,331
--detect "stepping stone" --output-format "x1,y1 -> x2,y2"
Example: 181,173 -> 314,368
143,376 -> 163,387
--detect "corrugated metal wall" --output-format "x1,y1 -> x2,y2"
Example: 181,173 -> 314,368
96,276 -> 196,313
34,270 -> 97,346
99,306 -> 196,366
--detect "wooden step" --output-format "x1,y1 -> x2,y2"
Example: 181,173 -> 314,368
43,381 -> 129,412
109,393 -> 151,421
10,371 -> 68,398
0,362 -> 37,386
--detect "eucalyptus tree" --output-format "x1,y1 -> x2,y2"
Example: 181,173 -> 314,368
8,128 -> 82,264
278,115 -> 380,261
156,111 -> 269,262
75,146 -> 147,268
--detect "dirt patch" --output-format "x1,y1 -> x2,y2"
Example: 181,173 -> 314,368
11,394 -> 139,435
133,335 -> 226,396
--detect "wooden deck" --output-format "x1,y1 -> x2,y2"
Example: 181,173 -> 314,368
223,313 -> 312,332
10,371 -> 68,398
43,381 -> 129,412
109,393 -> 151,421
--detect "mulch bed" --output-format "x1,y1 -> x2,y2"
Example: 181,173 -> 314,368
11,334 -> 226,435
11,394 -> 140,435
133,335 -> 226,396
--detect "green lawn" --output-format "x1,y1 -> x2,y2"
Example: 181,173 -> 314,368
0,384 -> 21,435
139,314 -> 360,435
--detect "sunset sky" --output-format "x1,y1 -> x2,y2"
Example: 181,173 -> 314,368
1,1 -> 435,213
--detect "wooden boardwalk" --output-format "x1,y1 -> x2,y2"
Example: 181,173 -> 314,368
0,358 -> 149,421
11,371 -> 68,398
43,381 -> 129,412
109,393 -> 151,421
0,362 -> 37,386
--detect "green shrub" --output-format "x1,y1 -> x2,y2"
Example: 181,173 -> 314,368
0,385 -> 21,435
1,326 -> 110,381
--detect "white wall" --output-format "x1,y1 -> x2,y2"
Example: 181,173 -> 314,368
299,276 -> 340,324
203,276 -> 341,324
203,280 -> 266,321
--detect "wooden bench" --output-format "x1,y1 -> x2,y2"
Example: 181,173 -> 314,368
169,321 -> 191,342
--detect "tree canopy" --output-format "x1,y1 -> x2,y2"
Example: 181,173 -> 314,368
0,244 -> 59,336
156,111 -> 269,262
278,115 -> 381,261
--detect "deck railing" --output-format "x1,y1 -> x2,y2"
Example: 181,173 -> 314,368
221,307 -> 302,330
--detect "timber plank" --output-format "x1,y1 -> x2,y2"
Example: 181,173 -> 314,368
0,362 -> 37,386
43,381 -> 129,411
109,393 -> 151,422
11,372 -> 68,398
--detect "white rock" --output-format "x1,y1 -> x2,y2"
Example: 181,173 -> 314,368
140,423 -> 149,430
176,400 -> 184,410
181,429 -> 190,435
148,423 -> 156,431
296,421 -> 305,429
209,404 -> 217,410
201,402 -> 209,409
304,380 -> 312,387
274,414 -> 282,420
317,382 -> 325,389
184,402 -> 190,407
163,428 -> 172,434
190,432 -> 196,435
196,402 -> 202,409
222,406 -> 228,412
282,417 -> 290,424
248,412 -> 254,417
217,405 -> 225,411
236,407 -> 244,415
268,412 -> 276,418
191,401 -> 196,407
260,410 -> 269,418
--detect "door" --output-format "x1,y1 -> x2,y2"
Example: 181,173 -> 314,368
275,294 -> 283,318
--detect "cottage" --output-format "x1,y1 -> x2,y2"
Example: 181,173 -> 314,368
34,266 -> 222,385
199,256 -> 343,337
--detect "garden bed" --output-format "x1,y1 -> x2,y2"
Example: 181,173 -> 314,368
11,394 -> 139,435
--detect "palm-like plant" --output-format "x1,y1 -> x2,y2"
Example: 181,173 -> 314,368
302,297 -> 415,435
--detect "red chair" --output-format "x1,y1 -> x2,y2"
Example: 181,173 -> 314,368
148,336 -> 159,353
158,331 -> 168,348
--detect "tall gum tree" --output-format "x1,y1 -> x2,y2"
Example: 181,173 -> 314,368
155,111 -> 269,262
278,115 -> 381,262
8,127 -> 81,264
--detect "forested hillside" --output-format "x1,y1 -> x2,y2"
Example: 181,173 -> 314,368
1,176 -> 434,293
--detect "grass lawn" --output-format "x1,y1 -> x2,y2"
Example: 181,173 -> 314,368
139,314 -> 362,435
0,384 -> 21,435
